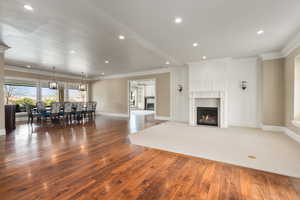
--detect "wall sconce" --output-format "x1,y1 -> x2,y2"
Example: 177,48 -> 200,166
177,84 -> 183,92
240,81 -> 248,90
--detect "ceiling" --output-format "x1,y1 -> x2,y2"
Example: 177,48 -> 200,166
1,0 -> 300,77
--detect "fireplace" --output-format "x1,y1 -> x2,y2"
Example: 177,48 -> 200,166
197,107 -> 218,126
190,91 -> 227,128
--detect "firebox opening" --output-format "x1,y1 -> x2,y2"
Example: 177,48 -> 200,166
197,107 -> 218,126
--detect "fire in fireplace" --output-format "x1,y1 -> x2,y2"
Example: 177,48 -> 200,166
197,107 -> 218,126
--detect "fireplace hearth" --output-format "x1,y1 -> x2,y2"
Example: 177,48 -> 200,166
197,107 -> 218,126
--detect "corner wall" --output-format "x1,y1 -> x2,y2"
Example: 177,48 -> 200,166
90,72 -> 170,117
262,58 -> 285,126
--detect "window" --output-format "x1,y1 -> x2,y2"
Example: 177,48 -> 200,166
4,84 -> 37,112
42,88 -> 58,106
68,89 -> 86,102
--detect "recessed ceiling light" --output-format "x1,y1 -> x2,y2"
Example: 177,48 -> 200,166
70,50 -> 76,54
165,61 -> 170,65
202,56 -> 207,60
174,17 -> 182,24
257,30 -> 264,35
193,43 -> 199,47
26,65 -> 31,68
101,72 -> 105,75
105,60 -> 109,64
24,4 -> 33,11
119,35 -> 125,40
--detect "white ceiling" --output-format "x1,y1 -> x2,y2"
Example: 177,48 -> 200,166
1,0 -> 300,77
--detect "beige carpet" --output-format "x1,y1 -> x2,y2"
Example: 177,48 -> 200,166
129,122 -> 300,178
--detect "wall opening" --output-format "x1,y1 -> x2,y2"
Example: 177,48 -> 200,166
128,79 -> 156,119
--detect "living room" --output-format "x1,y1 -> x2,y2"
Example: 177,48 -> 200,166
0,0 -> 300,199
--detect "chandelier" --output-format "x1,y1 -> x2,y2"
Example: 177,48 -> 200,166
79,72 -> 87,91
49,66 -> 58,90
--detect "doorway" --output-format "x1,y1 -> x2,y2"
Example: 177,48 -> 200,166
129,79 -> 156,119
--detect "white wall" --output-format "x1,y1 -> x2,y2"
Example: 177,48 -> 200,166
189,58 -> 261,127
171,66 -> 189,122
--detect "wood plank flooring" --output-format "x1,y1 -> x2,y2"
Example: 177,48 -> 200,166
0,115 -> 299,200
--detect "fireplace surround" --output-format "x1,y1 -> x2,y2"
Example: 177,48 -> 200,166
189,91 -> 228,128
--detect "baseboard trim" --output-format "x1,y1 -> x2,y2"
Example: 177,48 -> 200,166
285,128 -> 300,143
0,129 -> 6,136
155,116 -> 170,121
97,112 -> 129,118
261,124 -> 300,144
261,125 -> 286,132
229,121 -> 259,128
292,120 -> 300,128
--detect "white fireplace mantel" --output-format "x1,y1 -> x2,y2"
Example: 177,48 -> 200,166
189,91 -> 228,128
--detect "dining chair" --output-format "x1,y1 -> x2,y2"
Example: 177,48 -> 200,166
36,101 -> 46,113
75,102 -> 84,121
64,102 -> 73,121
51,102 -> 61,120
86,102 -> 94,118
25,104 -> 42,124
92,101 -> 97,117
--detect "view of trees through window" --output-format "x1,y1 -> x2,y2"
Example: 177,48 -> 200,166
42,88 -> 58,106
4,85 -> 37,105
68,89 -> 86,102
4,84 -> 87,111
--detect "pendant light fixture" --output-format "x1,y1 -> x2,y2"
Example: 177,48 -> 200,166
79,72 -> 87,91
49,66 -> 58,90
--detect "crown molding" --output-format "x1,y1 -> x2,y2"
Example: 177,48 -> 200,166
0,43 -> 10,53
91,67 -> 172,81
282,30 -> 300,57
259,51 -> 285,61
260,30 -> 300,60
5,65 -> 83,80
187,57 -> 233,65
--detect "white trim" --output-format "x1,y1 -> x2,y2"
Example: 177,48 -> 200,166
0,129 -> 6,136
189,91 -> 228,128
155,115 -> 170,120
292,120 -> 300,128
96,112 -> 129,118
128,78 -> 157,119
229,122 -> 259,128
188,57 -> 233,65
261,125 -> 286,132
92,68 -> 172,80
5,76 -> 46,82
259,30 -> 300,60
5,65 -> 82,80
284,128 -> 300,143
259,51 -> 284,61
282,30 -> 300,57
261,124 -> 300,144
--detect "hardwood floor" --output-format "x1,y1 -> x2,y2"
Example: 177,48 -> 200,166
0,115 -> 299,200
